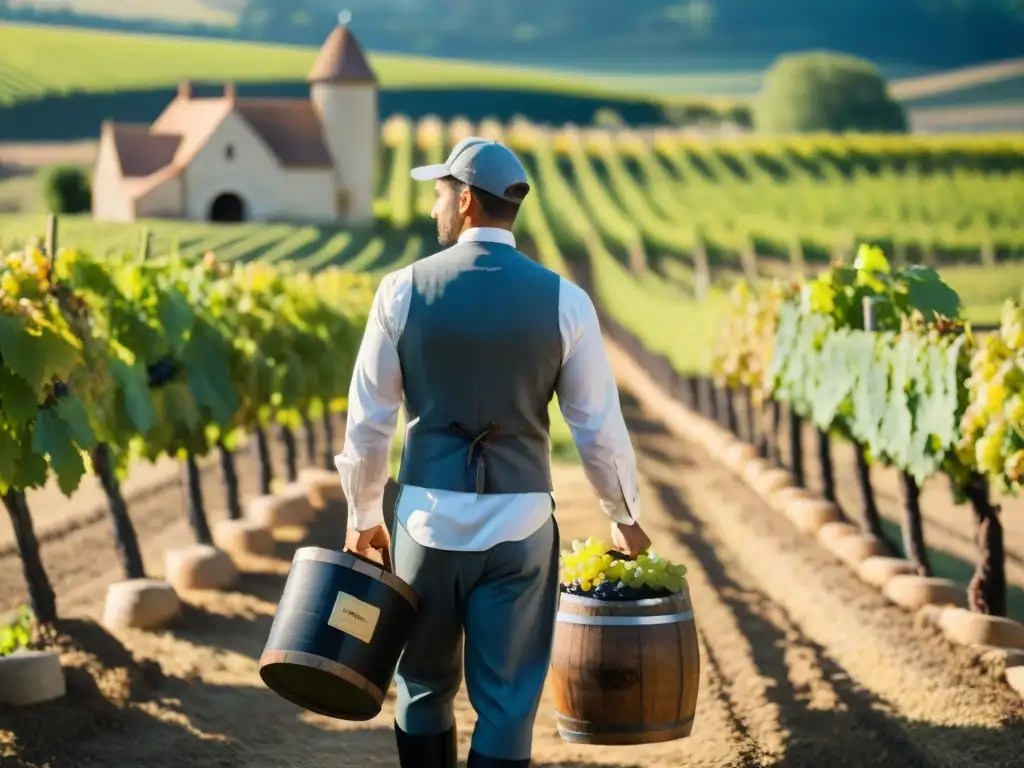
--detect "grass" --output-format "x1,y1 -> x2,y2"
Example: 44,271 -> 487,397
2,21 -> 1022,111
0,22 -> 716,106
12,0 -> 237,25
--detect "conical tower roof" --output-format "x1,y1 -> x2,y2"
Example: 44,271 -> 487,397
308,16 -> 377,85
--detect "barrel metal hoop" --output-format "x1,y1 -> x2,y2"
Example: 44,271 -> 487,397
556,609 -> 694,626
293,547 -> 419,610
260,649 -> 386,706
559,593 -> 687,609
556,712 -> 695,734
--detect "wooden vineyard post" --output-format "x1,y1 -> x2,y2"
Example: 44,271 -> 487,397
743,387 -> 757,445
893,239 -> 908,269
45,213 -> 58,259
91,444 -> 146,580
788,237 -> 806,277
768,399 -> 782,465
852,443 -> 891,551
218,441 -> 243,520
787,403 -> 805,487
815,428 -> 838,504
302,413 -> 317,466
922,240 -> 937,268
254,424 -> 274,495
322,410 -> 336,472
724,386 -> 739,436
280,425 -> 299,483
864,296 -> 926,571
183,453 -> 214,545
739,235 -> 758,285
627,237 -> 647,278
962,473 -> 1006,616
692,231 -> 710,300
899,471 -> 932,576
979,239 -> 996,269
1,491 -> 57,626
139,228 -> 151,260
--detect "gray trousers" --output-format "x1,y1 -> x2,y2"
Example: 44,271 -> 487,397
390,513 -> 560,761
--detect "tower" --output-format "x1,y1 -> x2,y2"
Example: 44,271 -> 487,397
309,12 -> 379,222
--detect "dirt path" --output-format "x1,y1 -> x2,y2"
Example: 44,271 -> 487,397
4,371 -> 1023,767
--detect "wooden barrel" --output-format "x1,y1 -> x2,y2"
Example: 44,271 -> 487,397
259,546 -> 418,721
549,591 -> 700,745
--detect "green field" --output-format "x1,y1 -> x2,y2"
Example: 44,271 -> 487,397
0,22 -> 726,106
1,22 -> 1023,111
2,118 -> 1021,377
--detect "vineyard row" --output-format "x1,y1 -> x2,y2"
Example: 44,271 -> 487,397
0,220 -> 376,626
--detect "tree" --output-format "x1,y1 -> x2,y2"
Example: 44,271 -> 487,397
42,165 -> 91,215
754,51 -> 908,135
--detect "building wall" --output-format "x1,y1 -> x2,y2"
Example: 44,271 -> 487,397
91,132 -> 133,222
182,112 -> 337,222
277,168 -> 337,221
311,83 -> 378,222
134,175 -> 184,219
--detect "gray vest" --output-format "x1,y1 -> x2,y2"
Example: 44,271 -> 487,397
395,240 -> 562,495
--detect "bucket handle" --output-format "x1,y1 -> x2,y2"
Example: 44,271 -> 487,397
344,546 -> 394,574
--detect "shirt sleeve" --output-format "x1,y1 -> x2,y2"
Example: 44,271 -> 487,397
334,270 -> 409,532
555,280 -> 642,525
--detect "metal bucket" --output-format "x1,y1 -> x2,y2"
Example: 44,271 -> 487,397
259,545 -> 418,720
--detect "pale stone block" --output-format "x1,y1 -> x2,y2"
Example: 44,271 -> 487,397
0,650 -> 65,705
770,486 -> 816,515
884,575 -> 968,611
102,578 -> 182,630
817,521 -> 861,548
213,519 -> 276,557
938,608 -> 1024,651
246,488 -> 314,528
753,468 -> 796,496
857,556 -> 919,588
723,442 -> 757,472
827,533 -> 885,568
784,498 -> 841,534
741,457 -> 772,484
299,467 -> 344,509
164,545 -> 238,591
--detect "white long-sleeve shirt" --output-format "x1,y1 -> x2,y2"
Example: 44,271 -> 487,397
335,227 -> 641,552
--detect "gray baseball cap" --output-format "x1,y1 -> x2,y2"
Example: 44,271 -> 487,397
410,137 -> 530,203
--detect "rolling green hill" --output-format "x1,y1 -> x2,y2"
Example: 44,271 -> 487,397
8,0 -> 1024,73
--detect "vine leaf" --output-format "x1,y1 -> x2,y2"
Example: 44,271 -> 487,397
903,266 -> 961,320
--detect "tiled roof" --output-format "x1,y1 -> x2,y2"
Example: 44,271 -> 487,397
307,24 -> 377,84
107,123 -> 182,178
235,99 -> 333,167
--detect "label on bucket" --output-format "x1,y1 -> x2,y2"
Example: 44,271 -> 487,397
327,592 -> 381,644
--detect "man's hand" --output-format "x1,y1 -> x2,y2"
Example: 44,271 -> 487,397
610,520 -> 651,559
345,524 -> 392,567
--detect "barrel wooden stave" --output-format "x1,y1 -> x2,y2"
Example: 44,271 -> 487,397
550,592 -> 700,745
259,547 -> 418,721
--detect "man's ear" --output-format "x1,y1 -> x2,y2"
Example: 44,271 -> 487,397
457,185 -> 473,216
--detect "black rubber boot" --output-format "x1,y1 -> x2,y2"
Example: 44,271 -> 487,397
466,750 -> 531,768
394,722 -> 458,768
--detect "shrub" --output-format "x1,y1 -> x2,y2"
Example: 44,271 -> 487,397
42,164 -> 91,214
755,52 -> 908,135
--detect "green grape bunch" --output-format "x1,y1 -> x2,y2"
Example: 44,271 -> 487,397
711,278 -> 795,405
559,537 -> 689,602
957,299 -> 1024,493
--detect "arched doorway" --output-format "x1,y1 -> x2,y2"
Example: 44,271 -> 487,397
209,193 -> 246,222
